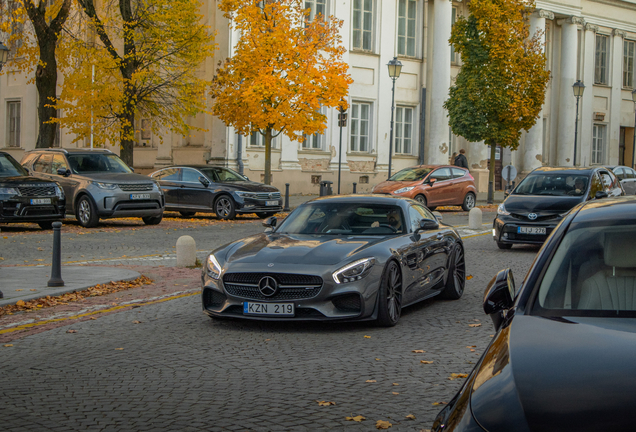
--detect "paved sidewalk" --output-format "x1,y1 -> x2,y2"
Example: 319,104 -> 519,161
0,266 -> 140,307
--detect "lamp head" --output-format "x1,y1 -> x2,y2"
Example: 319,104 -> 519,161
572,80 -> 585,98
387,57 -> 403,79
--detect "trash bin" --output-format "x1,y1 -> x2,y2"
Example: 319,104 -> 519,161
319,180 -> 333,196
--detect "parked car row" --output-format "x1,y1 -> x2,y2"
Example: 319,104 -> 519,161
0,148 -> 282,229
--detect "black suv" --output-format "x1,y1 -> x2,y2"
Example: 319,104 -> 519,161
0,151 -> 65,229
21,148 -> 164,228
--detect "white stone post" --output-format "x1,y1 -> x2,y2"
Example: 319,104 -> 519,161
176,236 -> 197,267
468,207 -> 482,230
610,29 -> 626,165
580,24 -> 598,167
428,0 -> 452,165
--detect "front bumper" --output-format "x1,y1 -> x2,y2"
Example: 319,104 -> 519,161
493,215 -> 559,245
0,196 -> 65,223
93,188 -> 164,218
201,262 -> 382,321
234,196 -> 283,214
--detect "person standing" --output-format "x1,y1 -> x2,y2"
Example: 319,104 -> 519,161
454,149 -> 468,168
449,152 -> 457,165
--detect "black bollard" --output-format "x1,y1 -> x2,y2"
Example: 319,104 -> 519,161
47,221 -> 64,287
353,182 -> 357,194
283,183 -> 290,212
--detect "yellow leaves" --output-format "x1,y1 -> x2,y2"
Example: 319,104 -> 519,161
449,373 -> 469,380
432,402 -> 447,406
346,415 -> 365,422
467,275 -> 473,280
4,344 -> 14,347
365,379 -> 377,383
412,349 -> 425,353
421,360 -> 434,364
392,383 -> 399,386
376,420 -> 392,429
316,400 -> 335,406
115,348 -> 124,350
364,335 -> 371,339
391,392 -> 400,395
405,414 -> 416,420
16,300 -> 26,307
468,323 -> 482,327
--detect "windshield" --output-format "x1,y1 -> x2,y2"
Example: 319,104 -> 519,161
388,167 -> 432,182
533,222 -> 636,317
67,154 -> 132,174
514,173 -> 589,197
0,154 -> 28,177
276,202 -> 406,235
200,167 -> 247,182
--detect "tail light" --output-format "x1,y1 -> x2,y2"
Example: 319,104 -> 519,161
468,172 -> 474,180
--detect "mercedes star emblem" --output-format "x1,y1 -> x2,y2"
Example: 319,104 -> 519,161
258,276 -> 278,297
528,213 -> 538,220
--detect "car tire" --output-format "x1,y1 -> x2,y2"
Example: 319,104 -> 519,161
215,195 -> 236,220
376,260 -> 403,327
38,221 -> 53,230
256,212 -> 276,219
440,243 -> 466,300
142,215 -> 163,225
76,195 -> 99,228
462,192 -> 476,211
496,241 -> 512,250
414,194 -> 427,207
179,211 -> 196,218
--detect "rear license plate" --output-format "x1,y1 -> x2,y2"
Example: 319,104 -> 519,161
266,200 -> 278,206
30,198 -> 51,205
130,194 -> 151,200
518,226 -> 546,235
243,302 -> 294,316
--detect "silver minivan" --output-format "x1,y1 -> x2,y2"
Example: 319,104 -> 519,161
21,148 -> 164,228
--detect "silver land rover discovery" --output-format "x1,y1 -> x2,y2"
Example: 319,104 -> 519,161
21,149 -> 164,228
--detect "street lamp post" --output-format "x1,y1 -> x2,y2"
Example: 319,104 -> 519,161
572,80 -> 585,166
632,89 -> 636,169
0,41 -> 8,299
387,57 -> 403,179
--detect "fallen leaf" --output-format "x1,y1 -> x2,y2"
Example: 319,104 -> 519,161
265,339 -> 271,341
392,392 -> 400,395
375,358 -> 381,361
489,334 -> 494,337
448,373 -> 469,380
365,379 -> 377,383
89,317 -> 97,320
15,289 -> 23,291
30,289 -> 37,291
392,383 -> 399,386
432,402 -> 447,406
66,329 -> 77,333
376,420 -> 392,429
468,323 -> 482,327
35,259 -> 44,262
4,344 -> 13,347
466,345 -> 476,348
317,400 -> 336,406
412,349 -> 425,353
405,414 -> 416,420
115,348 -> 124,350
16,300 -> 25,307
421,360 -> 433,364
467,275 -> 473,280
346,415 -> 366,422
470,349 -> 475,352
364,335 -> 371,339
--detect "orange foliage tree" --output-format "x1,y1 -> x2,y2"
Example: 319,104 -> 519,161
210,0 -> 352,185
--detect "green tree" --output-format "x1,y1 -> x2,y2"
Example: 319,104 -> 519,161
210,0 -> 352,185
445,0 -> 549,202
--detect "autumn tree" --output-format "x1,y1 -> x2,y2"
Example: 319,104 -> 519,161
445,0 -> 549,203
0,0 -> 72,148
55,0 -> 216,165
210,0 -> 352,185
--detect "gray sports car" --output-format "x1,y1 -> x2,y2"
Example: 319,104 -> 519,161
201,195 -> 465,326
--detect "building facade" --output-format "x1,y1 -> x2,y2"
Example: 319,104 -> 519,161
3,0 -> 636,194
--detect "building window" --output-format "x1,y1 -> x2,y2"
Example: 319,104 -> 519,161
394,106 -> 413,154
595,34 -> 609,85
451,7 -> 458,63
249,132 -> 277,148
303,132 -> 323,150
624,40 -> 635,88
397,0 -> 416,57
592,124 -> 606,164
8,1 -> 24,53
305,0 -> 326,21
350,102 -> 371,152
7,101 -> 21,148
352,0 -> 373,51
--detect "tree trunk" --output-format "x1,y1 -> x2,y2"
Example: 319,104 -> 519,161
34,40 -> 58,148
488,141 -> 496,204
119,0 -> 136,167
264,128 -> 272,185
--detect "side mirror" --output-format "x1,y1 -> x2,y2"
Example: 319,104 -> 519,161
427,178 -> 437,185
263,216 -> 277,230
415,218 -> 439,233
483,269 -> 516,330
595,190 -> 608,199
57,168 -> 70,177
128,165 -> 135,172
199,176 -> 210,187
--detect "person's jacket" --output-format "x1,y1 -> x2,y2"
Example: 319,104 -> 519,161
454,154 -> 468,168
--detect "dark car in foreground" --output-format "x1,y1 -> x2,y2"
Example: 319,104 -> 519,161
607,165 -> 636,194
493,166 -> 623,249
202,195 -> 465,326
433,196 -> 636,432
150,165 -> 282,220
0,151 -> 65,229
21,148 -> 164,227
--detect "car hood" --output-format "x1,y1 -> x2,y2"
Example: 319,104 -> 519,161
222,233 -> 386,266
79,173 -> 154,183
222,182 -> 279,193
503,194 -> 584,216
0,176 -> 56,185
372,180 -> 421,193
470,315 -> 636,432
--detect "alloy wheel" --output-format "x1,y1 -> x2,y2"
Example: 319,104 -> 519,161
79,200 -> 91,225
386,262 -> 403,322
453,246 -> 466,295
216,198 -> 232,218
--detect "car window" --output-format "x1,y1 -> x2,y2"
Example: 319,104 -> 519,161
388,167 -> 433,181
409,205 -> 436,232
67,154 -> 132,174
515,173 -> 586,197
33,154 -> 53,174
200,167 -> 245,182
21,153 -> 39,169
51,154 -> 69,174
430,168 -> 452,182
152,168 -> 180,181
181,168 -> 202,183
599,171 -> 617,192
451,168 -> 466,179
613,168 -> 624,180
0,154 -> 28,177
589,173 -> 603,199
627,168 -> 636,179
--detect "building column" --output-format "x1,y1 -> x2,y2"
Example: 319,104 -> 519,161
610,29 -> 626,165
580,24 -> 598,167
523,10 -> 554,173
427,0 -> 452,165
556,17 -> 584,166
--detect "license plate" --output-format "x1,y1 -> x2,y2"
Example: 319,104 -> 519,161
243,302 -> 294,316
518,226 -> 546,235
30,198 -> 51,205
130,194 -> 151,200
266,200 -> 278,206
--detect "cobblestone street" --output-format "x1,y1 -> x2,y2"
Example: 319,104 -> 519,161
0,211 -> 539,431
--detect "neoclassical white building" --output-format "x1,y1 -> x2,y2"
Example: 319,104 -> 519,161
3,0 -> 636,193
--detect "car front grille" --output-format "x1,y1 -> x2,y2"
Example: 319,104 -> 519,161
118,183 -> 154,191
332,293 -> 362,313
248,192 -> 281,200
223,272 -> 323,301
18,185 -> 57,197
510,213 -> 560,222
203,288 -> 227,308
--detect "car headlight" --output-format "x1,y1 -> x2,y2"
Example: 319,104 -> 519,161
497,204 -> 510,216
206,254 -> 222,280
235,191 -> 257,199
393,186 -> 415,194
0,187 -> 19,195
333,257 -> 376,284
55,185 -> 64,199
92,182 -> 118,190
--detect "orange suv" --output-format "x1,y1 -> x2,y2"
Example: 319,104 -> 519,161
372,165 -> 477,211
